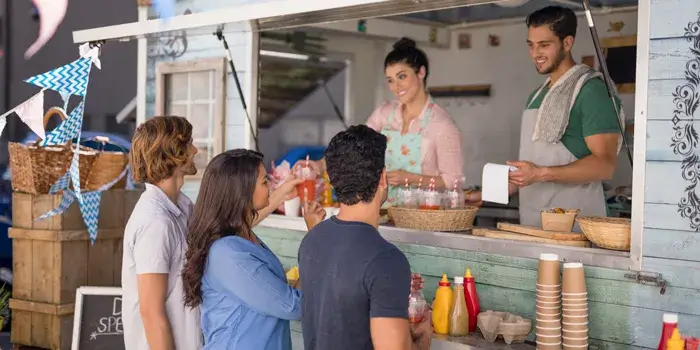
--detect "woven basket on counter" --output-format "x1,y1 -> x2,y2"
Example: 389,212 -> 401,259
81,136 -> 128,191
8,108 -> 96,194
577,216 -> 631,251
387,206 -> 479,232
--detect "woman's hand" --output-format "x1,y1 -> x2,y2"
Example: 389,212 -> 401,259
387,170 -> 412,186
303,200 -> 326,231
293,159 -> 323,176
270,176 -> 304,206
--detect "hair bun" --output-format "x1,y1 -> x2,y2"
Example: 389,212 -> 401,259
393,37 -> 417,51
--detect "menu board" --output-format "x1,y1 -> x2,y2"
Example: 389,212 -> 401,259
71,286 -> 124,350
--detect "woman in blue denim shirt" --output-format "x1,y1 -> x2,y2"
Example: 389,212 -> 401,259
181,149 -> 323,350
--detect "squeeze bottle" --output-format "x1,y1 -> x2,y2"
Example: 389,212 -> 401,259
659,313 -> 679,350
431,274 -> 452,335
667,328 -> 686,350
449,276 -> 469,337
463,268 -> 480,332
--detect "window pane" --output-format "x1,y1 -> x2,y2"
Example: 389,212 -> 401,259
194,146 -> 210,170
190,103 -> 212,139
166,103 -> 187,118
165,73 -> 188,102
190,71 -> 212,100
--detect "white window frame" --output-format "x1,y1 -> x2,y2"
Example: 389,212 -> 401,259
155,57 -> 227,179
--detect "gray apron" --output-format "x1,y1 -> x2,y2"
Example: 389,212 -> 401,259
518,87 -> 607,232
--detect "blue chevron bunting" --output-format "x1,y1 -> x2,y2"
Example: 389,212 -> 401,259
41,102 -> 84,146
79,191 -> 102,243
49,171 -> 71,194
24,57 -> 91,96
70,144 -> 82,202
36,190 -> 75,221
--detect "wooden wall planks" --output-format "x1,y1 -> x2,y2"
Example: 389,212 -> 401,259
255,226 -> 700,350
643,1 -> 700,271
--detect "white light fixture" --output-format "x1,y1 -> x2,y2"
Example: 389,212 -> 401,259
494,0 -> 530,7
260,50 -> 310,60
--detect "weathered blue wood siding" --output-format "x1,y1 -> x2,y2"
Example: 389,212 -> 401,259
144,0 -> 254,200
644,1 -> 700,275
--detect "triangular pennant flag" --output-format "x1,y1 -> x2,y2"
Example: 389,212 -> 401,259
0,116 -> 7,138
59,91 -> 71,110
70,143 -> 82,202
36,190 -> 75,222
25,57 -> 91,96
49,171 -> 70,194
41,102 -> 84,146
15,90 -> 46,139
79,190 -> 102,244
78,43 -> 101,70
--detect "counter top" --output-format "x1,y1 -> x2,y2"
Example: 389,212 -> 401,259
258,214 -> 632,270
289,321 -> 534,349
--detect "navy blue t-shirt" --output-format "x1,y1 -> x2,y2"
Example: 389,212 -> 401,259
298,216 -> 411,350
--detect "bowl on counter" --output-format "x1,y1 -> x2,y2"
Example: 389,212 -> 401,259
540,208 -> 580,232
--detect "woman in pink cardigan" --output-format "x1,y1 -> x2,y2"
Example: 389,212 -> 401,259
298,37 -> 464,206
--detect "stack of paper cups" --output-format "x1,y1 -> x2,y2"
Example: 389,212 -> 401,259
562,262 -> 588,349
536,253 -> 562,349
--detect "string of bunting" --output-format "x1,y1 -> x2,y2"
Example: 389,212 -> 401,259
1,43 -> 119,244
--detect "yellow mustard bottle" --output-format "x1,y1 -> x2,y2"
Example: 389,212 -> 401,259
667,328 -> 685,350
322,171 -> 334,207
432,274 -> 453,335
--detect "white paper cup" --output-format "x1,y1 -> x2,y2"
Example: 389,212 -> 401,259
284,197 -> 301,217
536,325 -> 562,330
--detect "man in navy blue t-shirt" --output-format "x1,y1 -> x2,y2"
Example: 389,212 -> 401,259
298,125 -> 432,350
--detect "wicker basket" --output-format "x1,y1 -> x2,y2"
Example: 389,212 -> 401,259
577,216 -> 631,251
82,136 -> 128,191
387,206 -> 478,232
8,108 -> 90,194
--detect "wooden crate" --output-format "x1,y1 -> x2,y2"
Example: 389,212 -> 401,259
10,227 -> 124,305
12,189 -> 143,231
9,299 -> 73,350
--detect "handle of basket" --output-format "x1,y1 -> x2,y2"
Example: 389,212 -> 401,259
34,107 -> 70,146
88,136 -> 128,153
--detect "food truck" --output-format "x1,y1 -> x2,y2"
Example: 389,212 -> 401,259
73,0 -> 700,348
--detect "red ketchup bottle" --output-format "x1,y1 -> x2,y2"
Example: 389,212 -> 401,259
463,268 -> 480,333
658,313 -> 679,350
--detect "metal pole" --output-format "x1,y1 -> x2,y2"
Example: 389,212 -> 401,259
317,79 -> 347,128
215,28 -> 260,151
581,0 -> 633,167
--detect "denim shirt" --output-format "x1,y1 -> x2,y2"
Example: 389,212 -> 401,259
200,235 -> 302,350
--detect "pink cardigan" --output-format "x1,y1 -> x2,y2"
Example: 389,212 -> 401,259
366,101 -> 464,187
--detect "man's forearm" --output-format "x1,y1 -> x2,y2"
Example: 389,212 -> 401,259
142,313 -> 175,350
537,154 -> 615,185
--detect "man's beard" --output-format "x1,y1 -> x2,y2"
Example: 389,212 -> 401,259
538,48 -> 566,75
183,161 -> 197,176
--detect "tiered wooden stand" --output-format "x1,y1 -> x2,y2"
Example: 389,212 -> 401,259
9,189 -> 142,349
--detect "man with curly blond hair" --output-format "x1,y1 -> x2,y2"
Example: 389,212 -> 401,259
122,116 -> 203,350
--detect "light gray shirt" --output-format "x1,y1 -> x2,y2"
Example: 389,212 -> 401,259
122,183 -> 202,350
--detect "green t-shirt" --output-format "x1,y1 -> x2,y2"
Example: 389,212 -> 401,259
526,78 -> 621,159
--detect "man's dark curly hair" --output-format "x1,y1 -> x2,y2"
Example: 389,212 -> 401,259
325,125 -> 387,205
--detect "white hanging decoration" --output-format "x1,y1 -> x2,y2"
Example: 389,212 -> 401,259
24,0 -> 69,59
14,90 -> 47,139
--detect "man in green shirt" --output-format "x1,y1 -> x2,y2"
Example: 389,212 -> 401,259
469,6 -> 623,230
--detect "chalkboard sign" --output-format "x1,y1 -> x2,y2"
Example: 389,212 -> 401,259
71,286 -> 124,350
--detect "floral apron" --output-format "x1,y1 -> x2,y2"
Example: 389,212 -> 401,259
381,98 -> 433,207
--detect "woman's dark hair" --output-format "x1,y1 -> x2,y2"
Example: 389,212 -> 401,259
182,149 -> 264,307
384,37 -> 430,85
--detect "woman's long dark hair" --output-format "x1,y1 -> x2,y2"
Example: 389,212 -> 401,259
182,149 -> 264,307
